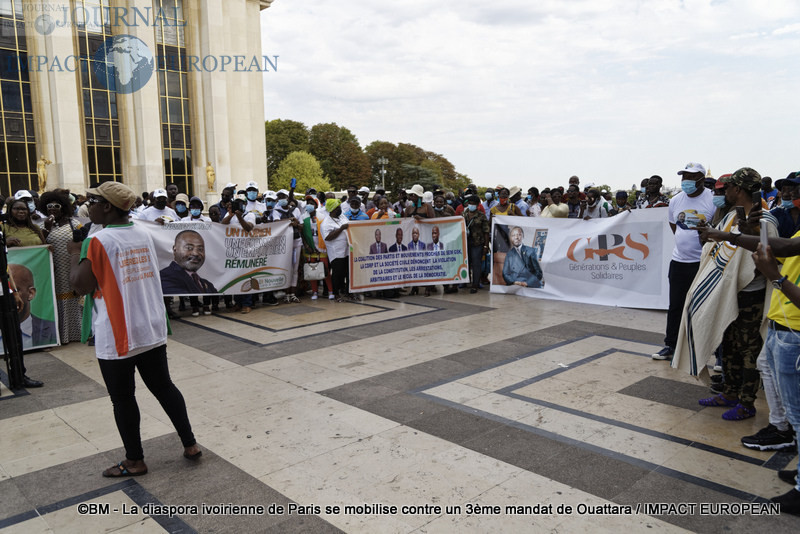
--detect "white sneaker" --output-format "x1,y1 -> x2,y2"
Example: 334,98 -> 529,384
311,292 -> 318,301
328,294 -> 335,300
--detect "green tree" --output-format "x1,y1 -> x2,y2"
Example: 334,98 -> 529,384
271,151 -> 331,193
265,119 -> 309,178
308,123 -> 370,190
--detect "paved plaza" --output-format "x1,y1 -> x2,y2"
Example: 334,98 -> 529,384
0,290 -> 797,533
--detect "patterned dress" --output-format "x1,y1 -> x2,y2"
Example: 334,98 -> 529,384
46,219 -> 84,343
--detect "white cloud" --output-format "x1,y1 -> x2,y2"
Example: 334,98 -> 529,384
260,1 -> 800,191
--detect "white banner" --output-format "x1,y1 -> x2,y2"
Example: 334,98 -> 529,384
490,210 -> 672,309
139,220 -> 293,296
347,217 -> 468,292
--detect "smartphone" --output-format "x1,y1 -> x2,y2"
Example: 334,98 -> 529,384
290,178 -> 297,189
752,191 -> 761,207
760,219 -> 769,250
735,206 -> 746,222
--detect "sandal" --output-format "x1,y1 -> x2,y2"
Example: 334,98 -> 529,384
698,394 -> 739,407
102,461 -> 147,478
722,404 -> 756,421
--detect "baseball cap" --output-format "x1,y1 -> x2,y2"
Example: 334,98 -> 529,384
175,193 -> 190,204
152,188 -> 168,199
13,190 -> 32,200
678,162 -> 707,177
263,190 -> 277,200
720,167 -> 762,192
276,189 -> 289,197
86,182 -> 137,211
223,182 -> 237,190
245,181 -> 259,190
358,186 -> 370,194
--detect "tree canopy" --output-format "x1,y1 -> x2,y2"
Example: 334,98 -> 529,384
308,123 -> 370,190
271,151 -> 331,193
265,119 -> 310,178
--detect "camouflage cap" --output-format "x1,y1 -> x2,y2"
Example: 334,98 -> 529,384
720,167 -> 762,193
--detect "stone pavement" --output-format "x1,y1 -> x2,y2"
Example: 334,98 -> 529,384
0,290 -> 797,533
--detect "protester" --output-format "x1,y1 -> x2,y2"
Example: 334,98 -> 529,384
67,181 -> 201,477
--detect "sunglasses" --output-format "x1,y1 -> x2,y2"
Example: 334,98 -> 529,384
87,197 -> 106,205
46,203 -> 61,210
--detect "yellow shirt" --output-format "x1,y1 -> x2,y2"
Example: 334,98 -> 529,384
768,229 -> 800,329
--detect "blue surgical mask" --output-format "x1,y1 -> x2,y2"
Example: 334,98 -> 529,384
468,204 -> 477,212
266,201 -> 276,208
485,192 -> 493,201
446,199 -> 453,205
304,204 -> 314,213
27,201 -> 35,213
641,187 -> 646,194
681,180 -> 698,195
712,196 -> 727,209
781,199 -> 794,209
526,195 -> 532,201
277,198 -> 288,207
351,208 -> 360,216
175,203 -> 187,214
435,206 -> 443,212
190,208 -> 202,217
247,191 -> 258,201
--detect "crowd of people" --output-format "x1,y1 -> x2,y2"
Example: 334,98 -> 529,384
1,165 -> 799,513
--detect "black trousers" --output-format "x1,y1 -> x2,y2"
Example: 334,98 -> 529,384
468,244 -> 484,289
330,257 -> 349,295
665,260 -> 700,350
98,345 -> 195,461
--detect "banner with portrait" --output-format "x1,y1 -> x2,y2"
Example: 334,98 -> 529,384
490,210 -> 672,309
0,246 -> 60,354
346,217 -> 469,292
139,220 -> 293,296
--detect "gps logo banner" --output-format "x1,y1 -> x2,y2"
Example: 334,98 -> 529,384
567,234 -> 650,262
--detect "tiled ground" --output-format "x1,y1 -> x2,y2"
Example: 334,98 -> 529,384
0,290 -> 797,533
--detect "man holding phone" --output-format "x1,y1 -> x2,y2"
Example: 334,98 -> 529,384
675,168 -> 779,421
652,162 -> 715,361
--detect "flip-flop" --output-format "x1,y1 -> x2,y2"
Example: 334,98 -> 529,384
102,461 -> 148,478
183,450 -> 202,461
698,394 -> 739,407
722,404 -> 756,421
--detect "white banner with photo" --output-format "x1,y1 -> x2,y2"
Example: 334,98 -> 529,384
138,220 -> 293,296
346,217 -> 469,292
490,210 -> 673,309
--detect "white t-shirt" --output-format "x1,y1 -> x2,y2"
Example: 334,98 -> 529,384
321,213 -> 349,260
80,223 -> 168,359
245,200 -> 267,217
668,188 -> 715,263
135,206 -> 179,222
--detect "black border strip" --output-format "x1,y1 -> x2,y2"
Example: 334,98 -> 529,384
0,479 -> 195,532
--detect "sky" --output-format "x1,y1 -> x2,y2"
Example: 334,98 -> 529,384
259,0 -> 800,193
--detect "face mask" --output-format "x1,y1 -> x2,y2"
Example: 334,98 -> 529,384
27,201 -> 35,213
588,199 -> 597,207
247,191 -> 258,201
351,209 -> 360,216
175,204 -> 187,214
446,199 -> 453,205
304,204 -> 314,213
641,187 -> 646,194
712,196 -> 727,209
781,200 -> 794,209
793,199 -> 800,210
277,199 -> 288,207
435,206 -> 443,212
526,195 -> 532,201
681,180 -> 698,195
190,208 -> 202,217
499,198 -> 508,206
494,192 -> 499,200
468,204 -> 477,212
485,192 -> 492,201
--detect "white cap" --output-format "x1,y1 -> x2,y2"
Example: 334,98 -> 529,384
509,186 -> 521,197
263,190 -> 278,200
14,190 -> 32,200
277,189 -> 289,197
245,181 -> 259,190
358,186 -> 370,193
422,191 -> 433,204
223,182 -> 237,190
678,162 -> 707,177
153,188 -> 168,198
405,184 -> 424,197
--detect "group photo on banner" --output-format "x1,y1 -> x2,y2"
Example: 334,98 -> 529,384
490,210 -> 673,310
138,219 -> 294,296
346,217 -> 468,292
0,246 -> 59,354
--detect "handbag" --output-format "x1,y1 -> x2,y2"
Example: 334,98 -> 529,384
303,260 -> 325,281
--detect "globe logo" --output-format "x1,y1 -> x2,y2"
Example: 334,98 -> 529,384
34,14 -> 56,36
93,34 -> 155,95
